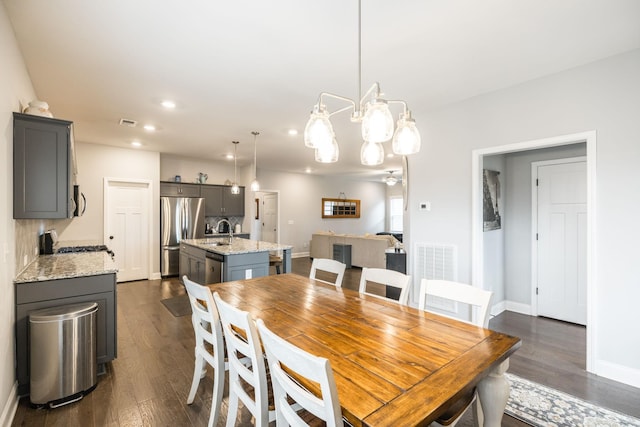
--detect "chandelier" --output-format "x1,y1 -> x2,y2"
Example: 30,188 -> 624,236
303,0 -> 421,166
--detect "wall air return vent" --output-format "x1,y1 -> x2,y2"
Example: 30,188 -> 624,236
119,118 -> 137,127
414,242 -> 458,313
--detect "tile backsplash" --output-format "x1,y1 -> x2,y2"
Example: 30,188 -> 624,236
14,219 -> 51,275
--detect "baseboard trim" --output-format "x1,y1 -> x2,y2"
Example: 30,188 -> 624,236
595,359 -> 640,389
149,272 -> 162,280
505,301 -> 532,315
0,382 -> 18,427
292,251 -> 309,259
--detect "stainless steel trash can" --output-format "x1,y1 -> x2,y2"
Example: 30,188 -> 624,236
29,302 -> 98,407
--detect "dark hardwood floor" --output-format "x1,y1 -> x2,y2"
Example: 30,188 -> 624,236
12,257 -> 640,426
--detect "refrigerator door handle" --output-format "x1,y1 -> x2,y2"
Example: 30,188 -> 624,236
165,247 -> 180,251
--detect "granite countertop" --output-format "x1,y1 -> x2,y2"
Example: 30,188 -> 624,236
182,237 -> 292,255
15,252 -> 118,284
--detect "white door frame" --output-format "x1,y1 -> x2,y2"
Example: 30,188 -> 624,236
471,131 -> 597,373
531,156 -> 587,318
104,177 -> 154,280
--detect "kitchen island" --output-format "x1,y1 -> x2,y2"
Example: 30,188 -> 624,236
180,237 -> 292,284
14,252 -> 118,395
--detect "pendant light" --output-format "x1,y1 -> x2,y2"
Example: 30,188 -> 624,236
231,141 -> 240,195
303,0 -> 421,165
250,131 -> 260,191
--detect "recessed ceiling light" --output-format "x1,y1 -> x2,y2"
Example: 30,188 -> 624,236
226,154 -> 234,160
305,167 -> 312,173
143,124 -> 156,131
288,129 -> 298,136
387,153 -> 394,158
131,141 -> 142,147
161,100 -> 176,109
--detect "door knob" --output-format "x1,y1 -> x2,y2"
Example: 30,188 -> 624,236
109,236 -> 114,240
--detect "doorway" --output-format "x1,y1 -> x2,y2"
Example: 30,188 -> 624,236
533,158 -> 587,325
253,191 -> 279,244
471,131 -> 596,372
104,178 -> 153,282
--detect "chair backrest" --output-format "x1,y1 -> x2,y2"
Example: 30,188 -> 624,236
183,275 -> 224,367
212,292 -> 270,426
358,267 -> 411,305
309,258 -> 346,287
418,279 -> 493,327
256,319 -> 342,427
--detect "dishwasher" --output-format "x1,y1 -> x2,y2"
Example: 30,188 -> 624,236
205,252 -> 223,284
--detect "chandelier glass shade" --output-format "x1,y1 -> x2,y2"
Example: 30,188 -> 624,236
250,131 -> 260,191
315,137 -> 340,163
360,141 -> 384,166
303,0 -> 421,166
392,112 -> 421,155
304,104 -> 334,150
231,141 -> 240,195
362,99 -> 394,143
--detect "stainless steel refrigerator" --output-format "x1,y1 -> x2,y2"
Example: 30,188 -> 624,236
161,197 -> 205,276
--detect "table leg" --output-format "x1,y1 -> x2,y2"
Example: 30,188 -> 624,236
477,359 -> 510,427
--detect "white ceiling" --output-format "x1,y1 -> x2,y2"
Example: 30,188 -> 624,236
4,0 -> 640,182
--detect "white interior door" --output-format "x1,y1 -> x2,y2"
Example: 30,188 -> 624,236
261,193 -> 278,243
106,180 -> 150,282
536,159 -> 587,324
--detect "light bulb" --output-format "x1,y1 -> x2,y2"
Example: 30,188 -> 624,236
362,99 -> 394,143
250,179 -> 260,192
231,183 -> 240,195
392,114 -> 421,155
304,104 -> 334,149
360,141 -> 384,166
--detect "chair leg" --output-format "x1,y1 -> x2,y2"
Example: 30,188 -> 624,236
276,264 -> 281,274
187,351 -> 204,404
225,383 -> 240,427
208,360 -> 225,427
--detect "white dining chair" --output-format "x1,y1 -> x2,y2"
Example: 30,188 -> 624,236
256,319 -> 343,427
182,276 -> 226,427
418,279 -> 493,328
212,292 -> 274,427
418,278 -> 493,426
309,258 -> 347,287
358,267 -> 411,305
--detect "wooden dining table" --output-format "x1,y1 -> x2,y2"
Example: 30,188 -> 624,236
208,273 -> 521,427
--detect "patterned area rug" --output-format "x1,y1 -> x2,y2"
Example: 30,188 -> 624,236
506,373 -> 640,426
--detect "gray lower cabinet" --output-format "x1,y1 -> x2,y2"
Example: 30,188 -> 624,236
15,273 -> 117,395
13,112 -> 74,219
223,252 -> 269,282
180,243 -> 206,284
160,182 -> 201,197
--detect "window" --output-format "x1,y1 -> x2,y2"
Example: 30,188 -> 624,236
389,197 -> 403,232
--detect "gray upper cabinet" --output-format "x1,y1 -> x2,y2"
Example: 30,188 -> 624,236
160,181 -> 201,197
13,112 -> 74,219
201,185 -> 244,217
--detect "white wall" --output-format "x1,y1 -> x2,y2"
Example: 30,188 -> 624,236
503,144 -> 586,306
55,142 -> 161,272
407,49 -> 640,386
160,153 -> 235,184
257,169 -> 387,255
0,3 -> 37,423
482,155 -> 505,303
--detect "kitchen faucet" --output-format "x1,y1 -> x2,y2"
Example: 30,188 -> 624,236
216,219 -> 233,243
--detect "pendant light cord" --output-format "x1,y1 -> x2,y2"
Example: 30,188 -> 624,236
357,0 -> 362,104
